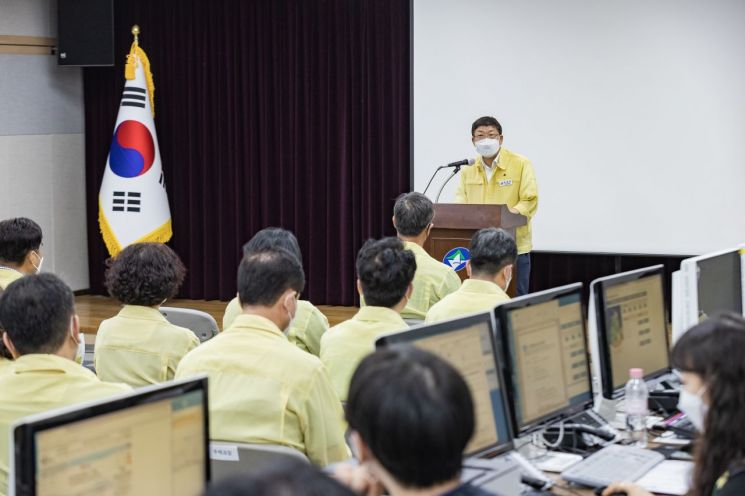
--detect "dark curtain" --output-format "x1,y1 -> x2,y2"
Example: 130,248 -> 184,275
84,0 -> 411,304
530,252 -> 687,316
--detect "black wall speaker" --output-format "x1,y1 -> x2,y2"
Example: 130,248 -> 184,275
57,0 -> 114,66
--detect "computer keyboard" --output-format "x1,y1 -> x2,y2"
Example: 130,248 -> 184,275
561,444 -> 664,488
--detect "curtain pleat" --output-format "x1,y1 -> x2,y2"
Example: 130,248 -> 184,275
84,0 -> 411,305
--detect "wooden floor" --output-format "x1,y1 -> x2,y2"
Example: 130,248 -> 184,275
75,295 -> 358,334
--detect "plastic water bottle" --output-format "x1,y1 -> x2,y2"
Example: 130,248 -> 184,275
625,368 -> 649,448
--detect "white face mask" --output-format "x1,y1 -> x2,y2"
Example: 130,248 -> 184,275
503,272 -> 512,292
31,251 -> 44,274
677,386 -> 708,431
475,138 -> 500,158
72,328 -> 84,364
283,294 -> 297,334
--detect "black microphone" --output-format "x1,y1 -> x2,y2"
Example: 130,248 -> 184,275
444,158 -> 476,168
422,158 -> 475,196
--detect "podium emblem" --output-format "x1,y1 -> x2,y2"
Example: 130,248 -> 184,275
443,247 -> 470,272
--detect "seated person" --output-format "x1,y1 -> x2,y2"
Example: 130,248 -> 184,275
381,192 -> 461,320
94,243 -> 199,387
336,346 -> 494,496
0,217 -> 43,289
222,227 -> 329,356
426,228 -> 516,323
176,249 -> 348,466
321,237 -> 414,401
603,312 -> 745,496
0,274 -> 130,494
202,459 -> 355,496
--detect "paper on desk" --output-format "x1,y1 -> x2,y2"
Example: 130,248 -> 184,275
636,460 -> 692,495
652,432 -> 691,446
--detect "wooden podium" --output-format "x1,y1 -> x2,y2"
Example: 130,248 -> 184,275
423,204 -> 527,297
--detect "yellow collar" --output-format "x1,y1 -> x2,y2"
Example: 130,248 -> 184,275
477,151 -> 506,171
227,313 -> 287,339
402,240 -> 427,255
117,305 -> 170,322
461,278 -> 507,295
10,354 -> 96,378
353,306 -> 406,325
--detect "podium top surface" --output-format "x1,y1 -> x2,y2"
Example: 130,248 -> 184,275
432,203 -> 527,230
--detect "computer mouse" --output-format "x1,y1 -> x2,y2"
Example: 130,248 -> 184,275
594,487 -> 627,496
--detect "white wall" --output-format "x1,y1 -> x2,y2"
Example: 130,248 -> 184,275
0,0 -> 89,289
413,0 -> 745,255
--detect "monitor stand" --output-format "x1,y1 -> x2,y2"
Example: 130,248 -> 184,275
594,395 -> 619,423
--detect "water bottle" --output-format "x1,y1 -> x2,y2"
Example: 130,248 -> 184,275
625,368 -> 648,448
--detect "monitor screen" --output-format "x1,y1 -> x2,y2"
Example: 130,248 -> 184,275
12,378 -> 208,496
696,250 -> 743,319
499,285 -> 592,433
376,313 -> 512,456
600,270 -> 669,393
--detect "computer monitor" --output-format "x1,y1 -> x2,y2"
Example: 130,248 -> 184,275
376,311 -> 513,457
10,376 -> 209,496
679,246 -> 744,335
670,269 -> 684,344
589,265 -> 670,399
493,283 -> 592,435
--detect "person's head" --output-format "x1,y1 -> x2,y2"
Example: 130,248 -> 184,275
0,274 -> 79,361
671,312 -> 745,496
0,217 -> 43,275
355,237 -> 416,310
467,228 -> 517,291
471,116 -> 503,159
105,243 -> 186,307
202,459 -> 355,496
392,192 -> 434,240
237,249 -> 305,331
243,227 -> 303,265
346,346 -> 474,491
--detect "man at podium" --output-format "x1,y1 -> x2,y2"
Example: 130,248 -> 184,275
454,116 -> 538,295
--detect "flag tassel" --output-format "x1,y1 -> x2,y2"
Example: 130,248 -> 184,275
124,37 -> 155,117
98,201 -> 122,256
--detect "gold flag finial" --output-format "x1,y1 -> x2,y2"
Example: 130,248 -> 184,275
131,25 -> 140,44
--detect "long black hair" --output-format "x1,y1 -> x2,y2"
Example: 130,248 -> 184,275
671,312 -> 745,496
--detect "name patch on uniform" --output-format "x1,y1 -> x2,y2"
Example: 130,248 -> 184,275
498,179 -> 513,187
210,444 -> 240,461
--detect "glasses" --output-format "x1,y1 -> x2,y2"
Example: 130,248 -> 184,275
473,133 -> 501,140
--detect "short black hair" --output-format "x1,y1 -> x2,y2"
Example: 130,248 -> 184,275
356,237 -> 416,308
242,227 -> 303,265
471,116 -> 502,136
105,243 -> 187,306
393,192 -> 434,237
0,274 -> 74,355
0,217 -> 43,265
202,459 -> 355,496
469,228 -> 517,277
347,346 -> 474,488
238,249 -> 305,307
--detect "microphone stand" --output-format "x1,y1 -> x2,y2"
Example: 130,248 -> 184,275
422,165 -> 446,196
434,165 -> 461,203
